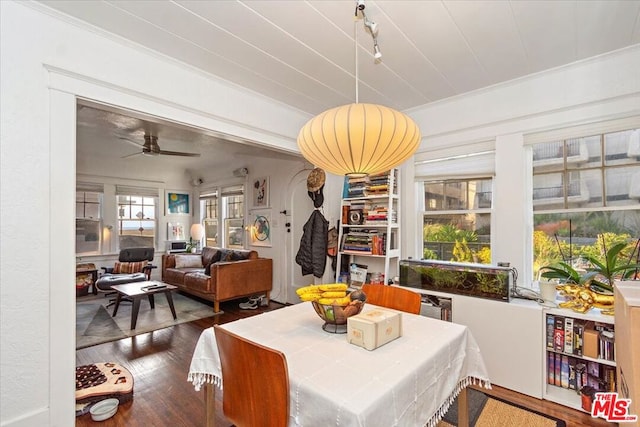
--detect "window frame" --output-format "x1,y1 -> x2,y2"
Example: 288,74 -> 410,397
531,127 -> 640,280
421,177 -> 493,264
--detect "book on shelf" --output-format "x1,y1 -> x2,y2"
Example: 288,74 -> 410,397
563,317 -> 574,354
568,357 -> 577,390
341,230 -> 388,255
547,352 -> 555,384
573,319 -> 584,356
560,355 -> 570,388
553,316 -> 564,352
599,329 -> 615,361
344,169 -> 396,197
546,315 -> 555,350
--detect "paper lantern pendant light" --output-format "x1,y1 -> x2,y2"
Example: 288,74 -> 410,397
297,102 -> 421,177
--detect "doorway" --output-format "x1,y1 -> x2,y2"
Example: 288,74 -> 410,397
285,168 -> 315,304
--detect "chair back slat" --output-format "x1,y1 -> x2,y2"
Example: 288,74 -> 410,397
214,325 -> 289,427
361,284 -> 421,314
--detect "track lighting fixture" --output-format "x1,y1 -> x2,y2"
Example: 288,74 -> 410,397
296,0 -> 420,177
364,16 -> 378,36
373,40 -> 382,60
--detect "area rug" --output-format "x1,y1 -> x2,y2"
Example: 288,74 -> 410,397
76,292 -> 220,349
437,389 -> 566,427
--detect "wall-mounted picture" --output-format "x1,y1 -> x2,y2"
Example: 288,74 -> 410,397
167,222 -> 185,241
252,177 -> 269,208
250,210 -> 271,247
166,191 -> 190,215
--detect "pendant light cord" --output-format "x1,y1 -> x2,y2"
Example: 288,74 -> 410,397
355,18 -> 359,104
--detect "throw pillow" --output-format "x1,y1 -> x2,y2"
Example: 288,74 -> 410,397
230,251 -> 247,261
175,255 -> 203,269
203,251 -> 222,275
113,261 -> 148,274
204,261 -> 214,275
219,250 -> 234,262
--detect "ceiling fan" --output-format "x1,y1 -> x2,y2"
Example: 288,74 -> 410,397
120,134 -> 201,158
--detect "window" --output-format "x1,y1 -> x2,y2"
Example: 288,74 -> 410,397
200,191 -> 218,247
422,178 -> 492,263
76,188 -> 102,254
199,185 -> 245,249
222,185 -> 244,249
532,128 -> 640,279
116,186 -> 157,250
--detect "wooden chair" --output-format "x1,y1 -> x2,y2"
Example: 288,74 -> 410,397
361,284 -> 422,314
214,325 -> 289,427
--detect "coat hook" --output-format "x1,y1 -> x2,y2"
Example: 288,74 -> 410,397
280,210 -> 287,215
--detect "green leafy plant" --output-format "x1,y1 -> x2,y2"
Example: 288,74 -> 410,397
541,241 -> 640,293
581,242 -> 640,291
540,262 -> 586,285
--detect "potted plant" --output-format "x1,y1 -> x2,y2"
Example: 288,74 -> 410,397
540,241 -> 640,314
541,242 -> 640,292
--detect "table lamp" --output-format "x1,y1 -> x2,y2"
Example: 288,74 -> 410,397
190,223 -> 205,252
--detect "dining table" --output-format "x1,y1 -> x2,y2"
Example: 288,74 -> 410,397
188,302 -> 491,427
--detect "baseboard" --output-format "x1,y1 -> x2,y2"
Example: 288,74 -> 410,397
1,407 -> 49,427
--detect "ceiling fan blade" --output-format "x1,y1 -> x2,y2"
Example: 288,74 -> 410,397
158,149 -> 201,157
118,136 -> 144,148
121,151 -> 143,159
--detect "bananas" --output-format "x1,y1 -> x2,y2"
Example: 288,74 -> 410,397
296,284 -> 349,305
318,296 -> 351,306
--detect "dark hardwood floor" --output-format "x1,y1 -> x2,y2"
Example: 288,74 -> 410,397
76,296 -> 614,427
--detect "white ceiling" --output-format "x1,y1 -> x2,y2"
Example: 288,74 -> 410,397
38,0 -> 640,114
41,0 -> 640,178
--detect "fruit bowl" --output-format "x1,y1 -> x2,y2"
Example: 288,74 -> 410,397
311,293 -> 366,333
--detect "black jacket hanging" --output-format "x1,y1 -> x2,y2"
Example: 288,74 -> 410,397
295,210 -> 328,278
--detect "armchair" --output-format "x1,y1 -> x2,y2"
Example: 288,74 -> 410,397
101,247 -> 155,279
96,247 -> 155,306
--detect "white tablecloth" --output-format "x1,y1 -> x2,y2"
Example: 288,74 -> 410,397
188,303 -> 490,427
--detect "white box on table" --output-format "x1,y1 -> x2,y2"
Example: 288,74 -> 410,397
347,308 -> 402,350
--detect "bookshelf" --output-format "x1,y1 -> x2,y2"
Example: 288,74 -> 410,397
335,169 -> 399,287
543,306 -> 616,412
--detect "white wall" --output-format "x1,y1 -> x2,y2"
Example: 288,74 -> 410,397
401,45 -> 640,398
0,2 -> 309,426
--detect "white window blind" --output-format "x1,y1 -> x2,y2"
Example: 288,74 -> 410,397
221,185 -> 244,197
76,182 -> 104,193
415,151 -> 495,181
116,185 -> 158,197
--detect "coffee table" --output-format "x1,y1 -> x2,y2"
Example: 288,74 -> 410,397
111,281 -> 178,329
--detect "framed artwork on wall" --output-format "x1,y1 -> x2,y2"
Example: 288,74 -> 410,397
167,222 -> 185,241
166,191 -> 190,215
250,210 -> 271,247
252,177 -> 269,208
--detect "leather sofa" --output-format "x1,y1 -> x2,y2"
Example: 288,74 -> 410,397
161,246 -> 272,313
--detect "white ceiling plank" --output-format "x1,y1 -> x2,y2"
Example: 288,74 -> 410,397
576,1 -> 640,59
37,0 -> 640,115
444,0 -> 529,85
378,1 -> 486,99
510,1 -> 576,73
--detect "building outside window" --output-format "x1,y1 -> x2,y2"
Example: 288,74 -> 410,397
422,178 -> 493,263
76,189 -> 102,254
532,128 -> 640,279
117,191 -> 157,250
222,185 -> 244,249
200,191 -> 218,247
200,185 -> 245,249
